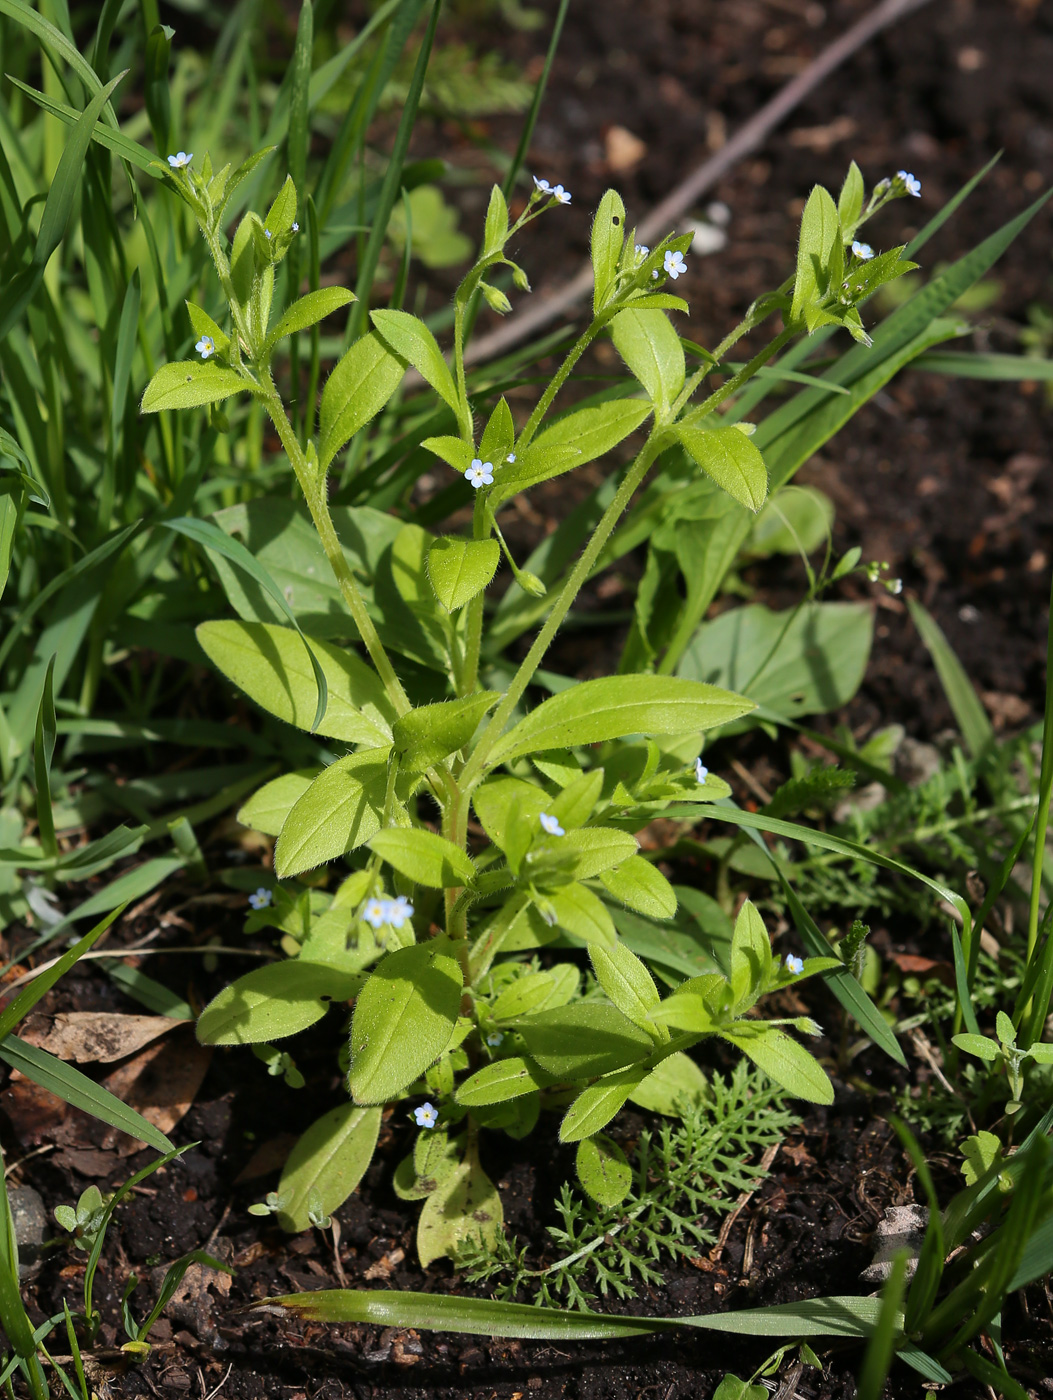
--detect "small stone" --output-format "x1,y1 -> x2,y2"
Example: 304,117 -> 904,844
9,1186 -> 47,1280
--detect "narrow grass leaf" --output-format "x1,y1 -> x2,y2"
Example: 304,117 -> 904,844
907,599 -> 992,759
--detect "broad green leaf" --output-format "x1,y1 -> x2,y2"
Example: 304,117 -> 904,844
713,1379 -> 767,1400
951,1033 -> 999,1062
600,855 -> 677,919
196,962 -> 362,1045
369,829 -> 475,889
275,751 -> 389,878
185,302 -> 229,357
141,361 -> 253,413
197,621 -> 394,745
421,435 -> 475,473
575,1133 -> 632,1205
348,938 -> 463,1104
483,183 -> 509,255
427,537 -> 500,612
590,942 -> 663,1033
417,1148 -> 502,1267
790,184 -> 841,325
277,1104 -> 381,1232
490,973 -> 558,1023
472,777 -> 548,851
263,174 -> 298,240
591,188 -> 627,312
489,676 -> 754,765
319,332 -> 406,471
549,768 -> 604,832
562,1072 -> 645,1144
676,424 -> 768,512
494,399 -> 651,504
547,883 -> 617,947
518,1003 -> 653,1078
396,1129 -> 463,1200
729,899 -> 773,1010
837,160 -> 865,232
371,309 -> 459,413
237,770 -> 318,836
455,1057 -> 551,1107
722,1026 -> 833,1104
392,692 -> 500,772
679,603 -> 872,722
651,991 -> 720,1035
268,287 -> 355,348
611,902 -> 725,980
563,827 -> 640,879
610,308 -> 685,411
479,398 -> 515,463
746,485 -> 833,558
628,1051 -> 709,1115
262,1288 -> 886,1340
908,599 -> 993,760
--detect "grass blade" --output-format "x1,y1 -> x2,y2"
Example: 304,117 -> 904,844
32,654 -> 58,860
0,907 -> 122,1042
855,1250 -> 909,1400
892,1117 -> 946,1332
914,351 -> 1053,381
907,598 -> 993,760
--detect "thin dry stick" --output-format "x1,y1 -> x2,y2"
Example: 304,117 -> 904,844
464,0 -> 935,371
709,1140 -> 781,1263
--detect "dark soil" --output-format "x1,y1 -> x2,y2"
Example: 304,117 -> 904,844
5,1 -> 1053,1397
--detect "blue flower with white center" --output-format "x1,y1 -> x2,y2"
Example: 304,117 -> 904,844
851,241 -> 875,261
414,1102 -> 439,1129
635,244 -> 650,261
248,887 -> 273,910
385,895 -> 415,929
292,222 -> 299,232
363,898 -> 388,929
466,459 -> 494,489
540,813 -> 565,837
550,184 -> 571,205
533,176 -> 552,194
506,452 -> 516,464
695,757 -> 709,783
897,170 -> 921,197
195,335 -> 215,359
663,249 -> 687,279
264,229 -> 272,239
784,954 -> 804,976
167,151 -> 193,169
487,1032 -> 503,1048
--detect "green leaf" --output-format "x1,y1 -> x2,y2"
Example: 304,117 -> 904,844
575,1133 -> 632,1205
185,303 -> 230,359
422,435 -> 475,473
713,1379 -> 767,1400
141,361 -> 253,413
417,1147 -> 503,1267
392,692 -> 500,772
562,827 -> 641,879
369,829 -> 475,889
237,770 -> 317,836
370,308 -> 459,414
455,1057 -> 551,1107
277,1104 -> 381,1232
951,1033 -> 999,1062
908,599 -> 993,760
721,1026 -> 833,1104
483,183 -> 509,255
610,308 -> 685,411
197,621 -> 394,745
679,603 -> 872,722
319,332 -> 406,471
395,1128 -> 463,1200
562,1071 -> 645,1144
0,1036 -> 173,1154
591,188 -> 626,312
427,537 -> 501,612
628,1051 -> 709,1115
676,424 -> 768,512
837,161 -> 865,232
275,751 -> 389,878
489,972 -> 558,1022
472,777 -> 548,852
479,398 -> 515,463
264,174 -> 298,240
729,899 -> 772,1010
0,908 -> 120,1042
590,942 -> 663,1032
348,938 -> 463,1104
599,856 -> 677,919
268,288 -> 355,348
791,184 -> 841,325
489,676 -> 754,765
547,883 -> 617,947
518,1003 -> 653,1078
196,962 -> 362,1044
494,400 -> 651,504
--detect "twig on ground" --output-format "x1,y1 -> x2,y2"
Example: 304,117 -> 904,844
708,1140 -> 781,1263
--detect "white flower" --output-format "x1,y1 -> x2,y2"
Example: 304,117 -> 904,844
487,1032 -> 503,1048
386,895 -> 415,929
635,244 -> 650,260
466,459 -> 494,489
506,452 -> 516,464
851,241 -> 875,261
784,954 -> 804,976
363,898 -> 388,929
540,813 -> 565,837
550,184 -> 571,204
248,887 -> 272,910
663,249 -> 687,279
292,222 -> 299,232
167,151 -> 192,169
195,335 -> 215,359
533,176 -> 552,193
414,1102 -> 438,1129
897,170 -> 921,197
695,757 -> 709,784
652,269 -> 660,280
890,577 -> 903,595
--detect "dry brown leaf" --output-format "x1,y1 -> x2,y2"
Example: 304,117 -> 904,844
21,1012 -> 185,1064
234,1134 -> 297,1183
100,1029 -> 212,1155
605,125 -> 647,172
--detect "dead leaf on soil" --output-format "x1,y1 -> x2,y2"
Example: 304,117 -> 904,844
152,1242 -> 232,1346
21,1012 -> 185,1064
234,1134 -> 297,1183
100,1029 -> 212,1155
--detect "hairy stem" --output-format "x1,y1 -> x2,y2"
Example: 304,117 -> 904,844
517,319 -> 600,452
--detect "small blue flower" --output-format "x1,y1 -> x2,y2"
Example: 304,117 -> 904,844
487,1032 -> 503,1048
695,757 -> 709,784
540,813 -> 565,837
533,176 -> 552,194
851,241 -> 875,261
784,954 -> 804,976
385,895 -> 415,929
292,222 -> 299,232
264,229 -> 272,239
506,452 -> 516,464
248,887 -> 272,910
466,459 -> 494,489
414,1102 -> 439,1129
167,151 -> 192,169
663,249 -> 687,279
635,244 -> 650,261
550,184 -> 571,205
363,898 -> 388,929
897,170 -> 921,197
195,335 -> 215,359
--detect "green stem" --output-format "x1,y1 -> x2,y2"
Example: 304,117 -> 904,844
452,294 -> 474,441
677,326 -> 796,424
461,434 -> 663,789
1023,572 -> 1053,1044
517,319 -> 599,451
459,493 -> 490,696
